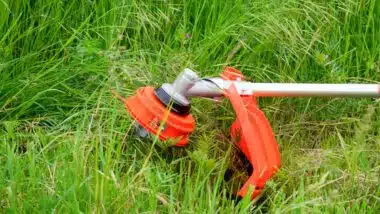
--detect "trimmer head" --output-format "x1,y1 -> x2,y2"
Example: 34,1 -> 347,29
124,86 -> 195,146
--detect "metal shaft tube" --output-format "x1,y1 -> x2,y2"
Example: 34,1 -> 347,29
186,78 -> 380,98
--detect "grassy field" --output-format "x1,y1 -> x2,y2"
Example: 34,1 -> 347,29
1,0 -> 379,213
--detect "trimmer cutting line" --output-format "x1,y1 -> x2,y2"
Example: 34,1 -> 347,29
119,67 -> 379,201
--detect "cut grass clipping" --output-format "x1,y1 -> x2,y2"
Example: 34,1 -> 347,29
1,0 -> 379,213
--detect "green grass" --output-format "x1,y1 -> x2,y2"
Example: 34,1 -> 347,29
1,0 -> 380,213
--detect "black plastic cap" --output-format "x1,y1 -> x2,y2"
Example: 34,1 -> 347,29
154,87 -> 191,116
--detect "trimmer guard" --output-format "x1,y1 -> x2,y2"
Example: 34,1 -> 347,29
223,68 -> 280,200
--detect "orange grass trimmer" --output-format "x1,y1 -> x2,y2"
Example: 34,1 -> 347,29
121,67 -> 380,201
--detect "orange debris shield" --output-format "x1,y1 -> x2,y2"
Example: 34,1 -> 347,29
226,84 -> 280,200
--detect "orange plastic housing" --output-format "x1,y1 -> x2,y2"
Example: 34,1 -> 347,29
221,67 -> 245,81
222,67 -> 280,200
226,85 -> 280,199
124,86 -> 195,146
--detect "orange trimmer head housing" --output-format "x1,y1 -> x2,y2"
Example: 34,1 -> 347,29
122,67 -> 379,201
124,86 -> 195,146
